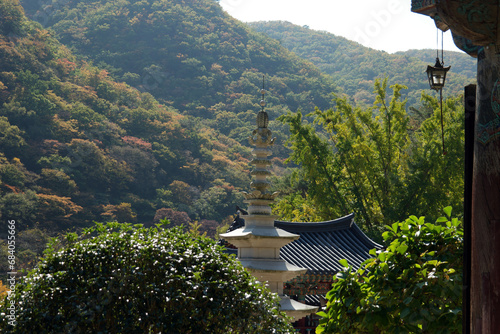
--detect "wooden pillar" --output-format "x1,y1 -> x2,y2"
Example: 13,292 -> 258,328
471,46 -> 500,333
463,84 -> 475,334
410,1 -> 500,331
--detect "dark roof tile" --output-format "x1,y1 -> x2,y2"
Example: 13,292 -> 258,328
275,216 -> 382,275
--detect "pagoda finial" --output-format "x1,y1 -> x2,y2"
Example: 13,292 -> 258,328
245,76 -> 277,202
261,75 -> 265,111
257,75 -> 269,129
251,76 -> 274,146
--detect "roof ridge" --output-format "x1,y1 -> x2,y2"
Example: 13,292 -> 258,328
274,213 -> 355,233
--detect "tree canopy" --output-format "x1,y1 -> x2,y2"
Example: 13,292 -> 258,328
276,79 -> 465,232
0,0 -> 256,243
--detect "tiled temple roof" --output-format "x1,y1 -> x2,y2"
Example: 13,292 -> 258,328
223,213 -> 383,275
275,214 -> 383,275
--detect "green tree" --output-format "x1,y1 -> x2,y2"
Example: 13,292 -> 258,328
65,139 -> 132,194
279,79 -> 410,229
0,116 -> 25,157
0,156 -> 29,189
0,222 -> 293,333
38,168 -> 78,197
278,79 -> 464,231
0,190 -> 38,231
193,184 -> 242,222
317,208 -> 463,333
0,0 -> 24,36
397,93 -> 465,219
109,145 -> 159,197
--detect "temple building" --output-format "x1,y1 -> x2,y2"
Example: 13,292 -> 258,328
223,213 -> 382,332
220,83 -> 382,332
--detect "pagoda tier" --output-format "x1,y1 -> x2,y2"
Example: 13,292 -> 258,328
221,88 -> 317,320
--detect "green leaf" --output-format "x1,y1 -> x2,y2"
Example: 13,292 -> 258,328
396,243 -> 408,255
443,206 -> 452,217
316,311 -> 328,318
339,259 -> 349,268
400,307 -> 411,319
427,260 -> 439,267
378,252 -> 387,262
409,215 -> 419,223
382,231 -> 392,240
436,216 -> 448,223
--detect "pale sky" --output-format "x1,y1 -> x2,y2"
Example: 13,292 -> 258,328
219,0 -> 463,54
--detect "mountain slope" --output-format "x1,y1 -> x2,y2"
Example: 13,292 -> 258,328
249,21 -> 476,106
0,0 -> 254,243
20,0 -> 338,116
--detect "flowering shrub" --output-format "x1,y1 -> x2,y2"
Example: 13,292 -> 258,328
0,222 -> 292,333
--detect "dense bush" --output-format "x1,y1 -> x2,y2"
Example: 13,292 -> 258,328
0,222 -> 293,333
317,207 -> 463,333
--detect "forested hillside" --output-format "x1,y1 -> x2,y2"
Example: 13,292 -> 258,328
20,0 -> 337,119
1,0 -> 474,275
0,0 -> 264,273
1,0 -> 345,274
249,21 -> 476,106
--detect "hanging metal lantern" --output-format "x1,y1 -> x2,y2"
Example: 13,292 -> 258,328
426,57 -> 451,91
426,56 -> 451,155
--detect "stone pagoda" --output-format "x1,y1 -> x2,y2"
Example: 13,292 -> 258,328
220,84 -> 318,320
